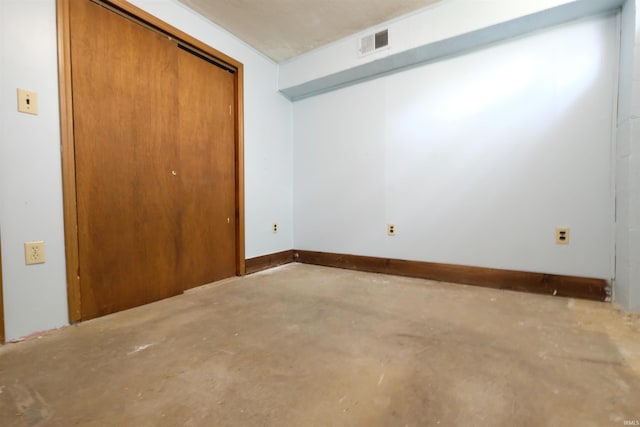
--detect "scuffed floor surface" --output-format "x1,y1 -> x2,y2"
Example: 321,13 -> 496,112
1,263 -> 639,426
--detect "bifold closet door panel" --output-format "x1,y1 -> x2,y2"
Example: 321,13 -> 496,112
70,0 -> 182,319
176,48 -> 237,289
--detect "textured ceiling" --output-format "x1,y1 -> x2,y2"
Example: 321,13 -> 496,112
178,0 -> 443,62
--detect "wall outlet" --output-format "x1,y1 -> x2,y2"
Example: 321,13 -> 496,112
387,224 -> 396,236
24,241 -> 46,265
272,222 -> 278,234
556,227 -> 570,244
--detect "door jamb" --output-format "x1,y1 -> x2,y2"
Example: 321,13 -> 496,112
56,0 -> 246,323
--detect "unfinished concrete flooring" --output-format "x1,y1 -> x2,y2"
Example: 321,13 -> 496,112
1,263 -> 639,426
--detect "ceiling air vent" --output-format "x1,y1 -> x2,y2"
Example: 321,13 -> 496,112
359,29 -> 389,57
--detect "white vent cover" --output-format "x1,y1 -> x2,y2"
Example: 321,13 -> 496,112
359,29 -> 389,56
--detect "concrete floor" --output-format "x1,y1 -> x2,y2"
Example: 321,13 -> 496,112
1,264 -> 639,427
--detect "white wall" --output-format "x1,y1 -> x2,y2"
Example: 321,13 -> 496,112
294,15 -> 618,279
0,0 -> 293,341
0,0 -> 69,341
615,0 -> 640,310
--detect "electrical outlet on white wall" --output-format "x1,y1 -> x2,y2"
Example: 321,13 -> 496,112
24,241 -> 45,265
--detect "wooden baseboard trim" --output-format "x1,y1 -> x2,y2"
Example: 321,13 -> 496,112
294,250 -> 608,301
245,250 -> 296,274
0,240 -> 4,344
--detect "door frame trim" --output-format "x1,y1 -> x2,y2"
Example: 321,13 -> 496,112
56,0 -> 246,323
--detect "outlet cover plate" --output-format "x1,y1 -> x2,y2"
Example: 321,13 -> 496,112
555,227 -> 570,245
25,241 -> 45,265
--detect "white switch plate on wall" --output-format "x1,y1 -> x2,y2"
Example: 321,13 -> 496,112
17,88 -> 38,115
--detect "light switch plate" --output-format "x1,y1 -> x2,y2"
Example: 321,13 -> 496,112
17,88 -> 38,115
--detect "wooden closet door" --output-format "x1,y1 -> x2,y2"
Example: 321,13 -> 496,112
70,0 -> 182,319
176,48 -> 237,289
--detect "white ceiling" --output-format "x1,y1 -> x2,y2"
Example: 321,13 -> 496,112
177,0 -> 444,62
